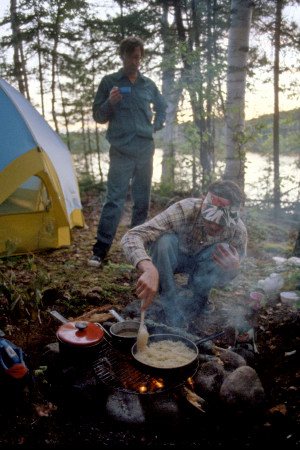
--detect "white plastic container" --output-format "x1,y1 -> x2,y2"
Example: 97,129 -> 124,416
280,291 -> 299,305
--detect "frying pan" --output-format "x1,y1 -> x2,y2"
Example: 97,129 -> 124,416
131,331 -> 223,375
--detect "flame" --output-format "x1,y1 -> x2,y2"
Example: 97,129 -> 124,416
187,377 -> 194,389
139,385 -> 148,393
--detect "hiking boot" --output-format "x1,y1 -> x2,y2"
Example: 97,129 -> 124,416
88,255 -> 103,268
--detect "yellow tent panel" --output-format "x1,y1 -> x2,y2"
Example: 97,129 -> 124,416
0,78 -> 85,257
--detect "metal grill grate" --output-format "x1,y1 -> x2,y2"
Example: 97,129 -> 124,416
93,337 -> 199,395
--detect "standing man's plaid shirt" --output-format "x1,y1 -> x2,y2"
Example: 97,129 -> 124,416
121,198 -> 248,268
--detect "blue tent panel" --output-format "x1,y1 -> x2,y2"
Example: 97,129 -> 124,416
0,87 -> 37,171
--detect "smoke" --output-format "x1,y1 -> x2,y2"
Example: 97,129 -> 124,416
222,303 -> 251,330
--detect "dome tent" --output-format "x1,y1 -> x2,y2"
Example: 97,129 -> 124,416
0,77 -> 84,256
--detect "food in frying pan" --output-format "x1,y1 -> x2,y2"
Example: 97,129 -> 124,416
135,339 -> 196,369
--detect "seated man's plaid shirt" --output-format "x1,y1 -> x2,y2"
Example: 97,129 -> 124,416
121,198 -> 248,269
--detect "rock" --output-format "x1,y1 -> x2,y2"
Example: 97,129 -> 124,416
219,365 -> 265,413
40,342 -> 60,366
39,342 -> 63,384
272,256 -> 287,265
287,256 -> 300,266
231,346 -> 256,367
71,368 -> 103,406
193,361 -> 225,400
142,392 -> 181,426
219,350 -> 246,373
106,391 -> 146,424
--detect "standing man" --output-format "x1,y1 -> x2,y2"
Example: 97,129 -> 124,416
88,36 -> 167,268
121,180 -> 248,330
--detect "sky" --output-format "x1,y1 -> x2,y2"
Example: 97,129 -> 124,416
245,5 -> 300,119
0,1 -> 299,121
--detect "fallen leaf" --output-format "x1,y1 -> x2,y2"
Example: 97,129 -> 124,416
284,350 -> 296,356
35,402 -> 58,417
184,387 -> 206,413
267,404 -> 287,415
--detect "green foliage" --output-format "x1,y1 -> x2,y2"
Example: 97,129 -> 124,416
152,182 -> 175,200
78,175 -> 106,193
4,240 -> 17,257
283,268 -> 300,290
0,257 -> 50,322
103,261 -> 134,274
244,209 -> 270,244
34,366 -> 49,385
246,109 -> 300,155
262,242 -> 292,254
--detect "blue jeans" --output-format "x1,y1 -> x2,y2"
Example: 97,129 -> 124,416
149,234 -> 231,304
93,145 -> 153,258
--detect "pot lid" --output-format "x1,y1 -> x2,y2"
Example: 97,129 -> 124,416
57,321 -> 104,347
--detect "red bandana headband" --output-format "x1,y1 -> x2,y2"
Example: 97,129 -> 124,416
201,192 -> 240,227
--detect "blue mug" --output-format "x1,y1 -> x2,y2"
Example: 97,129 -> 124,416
119,87 -> 131,94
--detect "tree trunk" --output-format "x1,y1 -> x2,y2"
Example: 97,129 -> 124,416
206,0 -> 214,175
161,5 -> 182,188
80,109 -> 89,175
33,0 -> 45,117
58,77 -> 71,151
95,125 -> 104,184
224,0 -> 252,188
293,228 -> 300,257
273,0 -> 283,218
50,1 -> 63,134
10,0 -> 25,95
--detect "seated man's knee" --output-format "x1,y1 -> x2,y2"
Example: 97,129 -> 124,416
149,234 -> 177,257
157,234 -> 176,250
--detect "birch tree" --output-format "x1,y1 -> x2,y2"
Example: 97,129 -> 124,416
273,0 -> 283,217
9,0 -> 31,99
224,0 -> 253,188
160,5 -> 182,188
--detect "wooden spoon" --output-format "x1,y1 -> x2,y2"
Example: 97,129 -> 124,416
137,299 -> 149,352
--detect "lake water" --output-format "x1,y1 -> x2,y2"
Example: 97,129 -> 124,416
76,150 -> 300,203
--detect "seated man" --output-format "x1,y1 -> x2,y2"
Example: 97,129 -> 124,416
121,180 -> 248,330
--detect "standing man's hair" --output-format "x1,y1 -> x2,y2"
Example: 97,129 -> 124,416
119,36 -> 145,58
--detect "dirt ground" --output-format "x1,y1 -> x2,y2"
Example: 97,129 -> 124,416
0,190 -> 299,448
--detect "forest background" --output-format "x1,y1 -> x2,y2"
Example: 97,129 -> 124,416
0,0 -> 300,250
0,0 -> 299,206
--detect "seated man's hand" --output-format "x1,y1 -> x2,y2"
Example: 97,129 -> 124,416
212,244 -> 240,276
136,260 -> 159,309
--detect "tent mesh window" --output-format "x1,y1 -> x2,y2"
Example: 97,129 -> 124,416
0,176 -> 50,215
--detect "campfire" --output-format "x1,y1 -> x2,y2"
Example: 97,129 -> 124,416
42,303 -> 266,425
93,335 -> 199,395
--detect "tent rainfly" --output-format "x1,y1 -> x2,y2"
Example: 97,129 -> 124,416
0,77 -> 84,256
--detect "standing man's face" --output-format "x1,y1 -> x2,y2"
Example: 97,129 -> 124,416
122,46 -> 142,77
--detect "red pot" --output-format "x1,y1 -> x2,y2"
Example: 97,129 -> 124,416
51,311 -> 105,361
